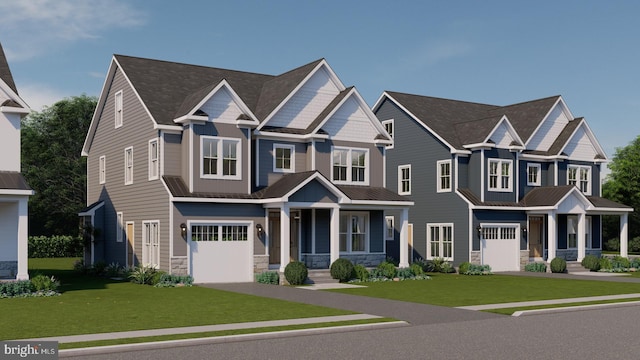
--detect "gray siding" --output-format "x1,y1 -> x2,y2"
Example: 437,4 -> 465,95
163,133 -> 182,176
314,139 -> 385,188
86,67 -> 170,269
256,139 -> 308,187
289,180 -> 338,203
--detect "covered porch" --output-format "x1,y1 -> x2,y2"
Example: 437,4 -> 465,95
0,196 -> 30,280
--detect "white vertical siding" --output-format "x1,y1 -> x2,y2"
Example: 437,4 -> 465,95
527,105 -> 570,151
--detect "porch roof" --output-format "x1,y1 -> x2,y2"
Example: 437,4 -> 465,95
0,172 -> 32,191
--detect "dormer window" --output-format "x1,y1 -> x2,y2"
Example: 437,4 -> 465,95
488,159 -> 512,192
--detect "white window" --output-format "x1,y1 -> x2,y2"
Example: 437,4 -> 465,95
115,90 -> 123,128
201,136 -> 241,180
481,225 -> 517,241
339,212 -> 368,253
148,139 -> 159,180
116,212 -> 123,243
124,147 -> 133,185
273,144 -> 295,173
385,216 -> 394,241
568,165 -> 591,195
488,159 -> 512,192
427,223 -> 453,261
567,216 -> 578,249
142,221 -> 160,268
191,224 -> 248,242
332,147 -> 369,185
527,163 -> 541,186
398,164 -> 411,195
99,155 -> 106,184
382,119 -> 394,149
437,160 -> 452,192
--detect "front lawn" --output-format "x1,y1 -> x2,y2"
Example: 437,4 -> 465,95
329,273 -> 640,307
0,258 -> 354,340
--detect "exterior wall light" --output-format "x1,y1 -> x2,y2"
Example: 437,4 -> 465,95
180,223 -> 187,237
256,224 -> 264,237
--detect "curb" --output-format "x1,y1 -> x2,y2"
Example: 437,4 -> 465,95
512,300 -> 640,317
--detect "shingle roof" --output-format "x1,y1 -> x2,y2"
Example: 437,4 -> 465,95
587,196 -> 633,210
0,172 -> 31,191
0,43 -> 17,95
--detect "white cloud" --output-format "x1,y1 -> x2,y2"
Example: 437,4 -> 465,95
18,83 -> 70,111
0,0 -> 146,61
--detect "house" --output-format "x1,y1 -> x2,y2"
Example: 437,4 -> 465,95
80,55 -> 413,283
0,42 -> 33,280
374,92 -> 632,271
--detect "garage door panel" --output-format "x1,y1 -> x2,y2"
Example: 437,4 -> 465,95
189,227 -> 253,283
481,225 -> 520,272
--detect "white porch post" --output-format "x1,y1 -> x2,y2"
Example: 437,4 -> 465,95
547,212 -> 556,262
329,207 -> 340,267
16,198 -> 29,280
279,206 -> 290,273
620,213 -> 629,258
577,213 -> 586,262
399,207 -> 409,268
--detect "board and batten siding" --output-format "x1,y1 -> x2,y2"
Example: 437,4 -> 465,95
86,67 -> 170,269
375,98 -> 470,265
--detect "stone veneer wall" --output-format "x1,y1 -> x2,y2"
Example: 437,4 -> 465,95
300,254 -> 386,269
170,256 -> 188,276
0,261 -> 17,278
469,251 -> 481,265
519,251 -> 529,270
253,255 -> 269,275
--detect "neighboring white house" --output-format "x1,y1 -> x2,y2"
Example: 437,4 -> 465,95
0,42 -> 33,280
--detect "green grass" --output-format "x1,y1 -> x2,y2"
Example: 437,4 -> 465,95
0,258 -> 355,341
329,273 -> 640,307
486,298 -> 640,315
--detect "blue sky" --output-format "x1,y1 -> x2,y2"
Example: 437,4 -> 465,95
2,0 -> 639,175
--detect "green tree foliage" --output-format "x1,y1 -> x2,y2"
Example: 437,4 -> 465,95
21,95 -> 97,236
602,135 -> 640,242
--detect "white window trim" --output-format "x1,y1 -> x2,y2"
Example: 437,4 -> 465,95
200,135 -> 242,180
339,211 -> 369,253
527,163 -> 541,186
331,146 -> 370,185
382,119 -> 394,149
567,164 -> 591,195
142,220 -> 160,268
99,155 -> 106,185
148,139 -> 159,181
124,146 -> 133,185
398,164 -> 411,195
188,221 -> 251,242
273,143 -> 295,173
436,159 -> 452,193
385,216 -> 394,241
426,223 -> 454,261
114,90 -> 123,129
488,158 -> 513,192
116,212 -> 123,243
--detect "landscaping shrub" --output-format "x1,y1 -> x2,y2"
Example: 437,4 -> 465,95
129,266 -> 157,285
154,273 -> 193,287
632,258 -> 640,269
581,255 -> 601,271
599,257 -> 613,270
429,258 -> 445,273
605,238 -> 620,252
630,237 -> 640,253
284,261 -> 308,285
0,280 -> 33,297
524,262 -> 547,273
256,271 -> 279,285
353,264 -> 369,282
385,256 -> 399,266
409,263 -> 424,276
550,257 -> 567,273
89,261 -> 108,277
0,278 -> 61,298
73,259 -> 87,274
330,258 -> 354,282
440,262 -> 455,273
28,235 -> 83,258
463,264 -> 492,275
396,267 -> 413,279
413,258 -> 433,273
458,261 -> 471,275
611,256 -> 631,269
375,261 -> 397,279
30,275 -> 60,292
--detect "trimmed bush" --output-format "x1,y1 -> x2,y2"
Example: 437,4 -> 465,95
284,261 -> 308,285
30,275 -> 60,292
330,258 -> 354,282
581,255 -> 601,271
440,262 -> 455,273
458,261 -> 471,275
524,262 -> 547,273
256,271 -> 279,285
413,258 -> 433,273
550,257 -> 567,273
463,264 -> 492,275
396,267 -> 413,279
612,256 -> 631,269
605,238 -> 620,252
353,264 -> 369,282
28,235 -> 83,258
376,261 -> 397,279
410,263 -> 424,276
599,257 -> 612,270
154,273 -> 193,287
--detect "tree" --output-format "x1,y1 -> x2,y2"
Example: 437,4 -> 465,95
602,135 -> 640,242
21,95 -> 97,236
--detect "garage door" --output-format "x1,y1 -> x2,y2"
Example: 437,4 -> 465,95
481,225 -> 520,272
189,223 -> 253,283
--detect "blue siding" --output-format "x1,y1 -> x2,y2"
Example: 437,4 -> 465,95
473,210 -> 527,251
483,148 -> 517,202
315,209 -> 330,253
370,210 -> 384,253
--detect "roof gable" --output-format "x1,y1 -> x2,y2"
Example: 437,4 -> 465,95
486,117 -> 524,149
559,119 -> 607,161
521,97 -> 573,151
0,43 -> 17,95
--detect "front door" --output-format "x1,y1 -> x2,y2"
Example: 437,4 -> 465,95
126,222 -> 135,267
529,216 -> 543,258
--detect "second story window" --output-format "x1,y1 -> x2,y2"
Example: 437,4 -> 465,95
148,139 -> 159,180
488,159 -> 512,192
382,119 -> 394,149
527,163 -> 541,186
568,165 -> 590,195
124,147 -> 133,185
332,147 -> 369,185
201,136 -> 241,180
437,160 -> 452,192
115,90 -> 123,128
398,164 -> 411,195
99,155 -> 106,184
273,144 -> 295,173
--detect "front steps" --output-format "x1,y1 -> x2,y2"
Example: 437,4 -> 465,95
565,261 -> 587,273
305,269 -> 339,285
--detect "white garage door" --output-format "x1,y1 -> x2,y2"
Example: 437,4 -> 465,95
481,225 -> 520,272
189,223 -> 253,283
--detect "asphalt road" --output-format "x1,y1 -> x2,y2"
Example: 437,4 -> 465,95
63,304 -> 640,360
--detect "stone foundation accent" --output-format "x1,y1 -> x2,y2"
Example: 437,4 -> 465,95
170,256 -> 188,276
300,254 -> 386,269
469,251 -> 481,265
586,249 -> 602,257
555,249 -> 578,261
254,255 -> 269,275
519,250 -> 529,270
0,261 -> 17,278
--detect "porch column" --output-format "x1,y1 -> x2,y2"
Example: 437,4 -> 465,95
16,198 -> 29,280
279,206 -> 290,273
620,213 -> 629,258
577,213 -> 586,262
329,207 -> 340,266
399,207 -> 409,268
547,212 -> 556,263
